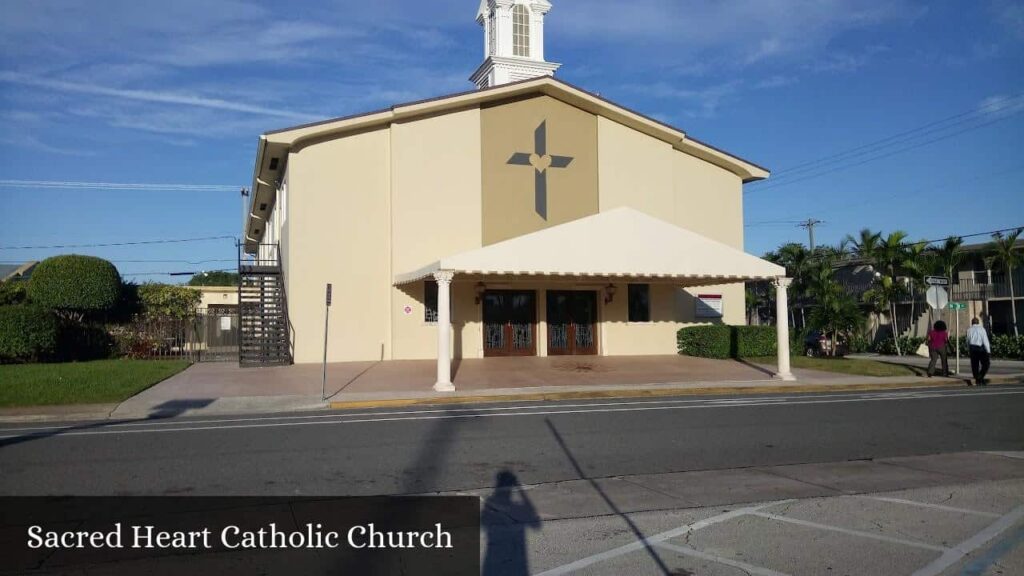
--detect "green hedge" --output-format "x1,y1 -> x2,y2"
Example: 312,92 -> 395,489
677,325 -> 777,358
0,305 -> 59,363
874,336 -> 926,356
28,255 -> 121,316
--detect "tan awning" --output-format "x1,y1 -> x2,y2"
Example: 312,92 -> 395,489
394,207 -> 785,285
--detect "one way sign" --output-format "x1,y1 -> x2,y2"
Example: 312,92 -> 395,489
924,276 -> 949,287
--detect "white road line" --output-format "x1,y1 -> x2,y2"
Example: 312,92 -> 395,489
910,504 -> 1024,576
532,500 -> 794,576
854,495 -> 1001,518
654,541 -> 791,576
1,386 -> 1016,434
750,512 -> 948,552
2,390 -> 1023,439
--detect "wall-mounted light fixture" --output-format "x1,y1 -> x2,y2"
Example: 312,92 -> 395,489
603,283 -> 617,304
475,282 -> 487,304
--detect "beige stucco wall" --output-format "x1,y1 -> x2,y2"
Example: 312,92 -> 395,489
390,108 -> 483,360
481,95 -> 598,245
285,128 -> 391,363
278,94 -> 751,363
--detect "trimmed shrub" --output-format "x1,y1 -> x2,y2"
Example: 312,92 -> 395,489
28,255 -> 121,318
57,322 -> 114,361
677,325 -> 778,359
734,326 -> 777,357
0,281 -> 27,306
677,325 -> 732,359
0,305 -> 59,362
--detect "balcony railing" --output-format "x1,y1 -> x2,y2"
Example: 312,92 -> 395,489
835,269 -> 1023,303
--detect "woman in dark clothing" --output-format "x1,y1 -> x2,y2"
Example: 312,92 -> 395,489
926,320 -> 950,377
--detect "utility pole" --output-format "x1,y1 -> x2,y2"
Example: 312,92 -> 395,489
240,188 -> 250,238
798,218 -> 824,250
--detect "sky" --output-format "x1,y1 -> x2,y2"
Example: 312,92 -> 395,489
0,0 -> 1022,282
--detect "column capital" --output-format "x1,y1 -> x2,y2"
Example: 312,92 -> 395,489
432,270 -> 455,284
774,277 -> 793,289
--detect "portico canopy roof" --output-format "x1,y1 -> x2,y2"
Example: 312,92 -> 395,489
394,207 -> 786,286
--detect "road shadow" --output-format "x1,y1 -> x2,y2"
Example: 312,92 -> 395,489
545,418 -> 672,575
0,398 -> 215,448
481,470 -> 541,576
732,358 -> 776,377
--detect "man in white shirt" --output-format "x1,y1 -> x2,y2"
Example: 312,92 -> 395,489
966,318 -> 991,386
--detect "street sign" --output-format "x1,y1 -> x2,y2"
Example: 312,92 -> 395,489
926,286 -> 948,310
924,276 -> 950,286
949,302 -> 966,310
325,283 -> 333,306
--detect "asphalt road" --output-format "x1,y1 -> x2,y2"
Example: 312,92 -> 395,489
2,385 -> 1023,496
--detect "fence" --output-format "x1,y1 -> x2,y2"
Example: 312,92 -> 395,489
110,309 -> 239,362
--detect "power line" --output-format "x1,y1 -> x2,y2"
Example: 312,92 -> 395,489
0,180 -> 240,192
0,235 -> 237,250
121,268 -> 237,277
748,108 -> 1024,193
756,92 -> 1024,182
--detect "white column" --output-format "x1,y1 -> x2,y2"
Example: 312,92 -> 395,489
433,271 -> 456,392
775,277 -> 796,381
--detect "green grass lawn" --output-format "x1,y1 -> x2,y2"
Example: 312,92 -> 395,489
746,356 -> 924,377
0,359 -> 191,407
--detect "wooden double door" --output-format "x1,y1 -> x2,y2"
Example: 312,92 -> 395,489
546,290 -> 598,355
483,290 -> 537,357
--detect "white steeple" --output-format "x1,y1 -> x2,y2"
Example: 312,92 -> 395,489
470,0 -> 561,90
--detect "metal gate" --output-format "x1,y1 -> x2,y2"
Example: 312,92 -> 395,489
196,308 -> 239,362
113,309 -> 239,362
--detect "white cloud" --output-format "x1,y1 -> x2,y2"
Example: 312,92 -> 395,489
978,94 -> 1024,118
0,72 -> 318,121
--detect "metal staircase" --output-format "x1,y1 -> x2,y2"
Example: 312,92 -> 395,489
238,244 -> 292,367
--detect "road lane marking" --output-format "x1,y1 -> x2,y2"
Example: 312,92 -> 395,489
533,500 -> 794,576
655,541 -> 791,576
2,390 -> 1023,440
855,496 -> 1001,518
750,511 -> 948,551
2,386 -> 1019,434
911,504 -> 1024,576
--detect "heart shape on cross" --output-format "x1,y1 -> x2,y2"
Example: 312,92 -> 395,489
529,153 -> 552,172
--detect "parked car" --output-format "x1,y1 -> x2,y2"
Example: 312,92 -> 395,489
804,330 -> 846,357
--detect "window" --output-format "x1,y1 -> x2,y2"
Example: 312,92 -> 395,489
512,4 -> 530,57
628,284 -> 650,322
425,280 -> 439,322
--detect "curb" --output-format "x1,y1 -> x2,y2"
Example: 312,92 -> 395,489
328,376 -> 1023,410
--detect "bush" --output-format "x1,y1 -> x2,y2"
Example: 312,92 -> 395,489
874,336 -> 925,356
137,283 -> 202,319
677,325 -> 777,358
57,322 -> 114,361
677,325 -> 732,359
991,334 -> 1024,360
846,332 -> 872,354
734,326 -> 777,357
28,255 -> 121,318
0,281 -> 27,306
0,305 -> 59,362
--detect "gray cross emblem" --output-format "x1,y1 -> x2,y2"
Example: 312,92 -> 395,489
507,121 -> 573,219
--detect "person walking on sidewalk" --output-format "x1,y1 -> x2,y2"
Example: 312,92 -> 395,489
926,320 -> 950,377
966,318 -> 991,386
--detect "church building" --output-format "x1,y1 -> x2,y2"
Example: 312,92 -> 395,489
241,0 -> 794,389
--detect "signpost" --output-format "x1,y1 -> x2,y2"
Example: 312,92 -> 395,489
950,301 -> 966,374
322,283 -> 332,401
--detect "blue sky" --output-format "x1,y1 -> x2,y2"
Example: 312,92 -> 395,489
1,0 -> 1022,282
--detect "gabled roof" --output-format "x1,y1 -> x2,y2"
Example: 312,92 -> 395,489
394,207 -> 785,285
244,75 -> 770,253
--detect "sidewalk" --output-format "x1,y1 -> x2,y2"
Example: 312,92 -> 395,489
3,368 -> 1021,423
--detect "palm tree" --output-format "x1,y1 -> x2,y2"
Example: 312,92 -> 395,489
988,229 -> 1023,337
846,228 -> 881,261
769,243 -> 813,329
902,240 -> 931,337
807,252 -> 864,356
872,231 -> 910,353
933,236 -> 964,284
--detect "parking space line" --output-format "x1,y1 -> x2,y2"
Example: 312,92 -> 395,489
751,512 -> 948,552
910,504 -> 1024,576
533,500 -> 794,576
855,496 -> 1000,518
655,541 -> 791,576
